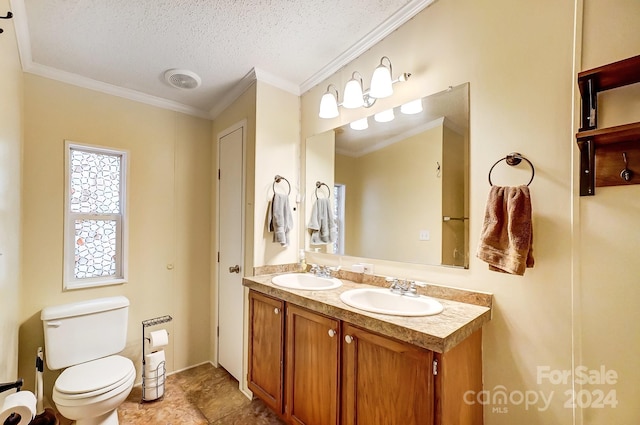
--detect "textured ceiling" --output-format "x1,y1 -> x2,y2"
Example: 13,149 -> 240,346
12,0 -> 435,118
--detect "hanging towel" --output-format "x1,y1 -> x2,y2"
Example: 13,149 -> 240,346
308,198 -> 337,245
268,193 -> 294,247
476,185 -> 534,275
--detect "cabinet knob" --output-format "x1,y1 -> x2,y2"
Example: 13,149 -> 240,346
328,329 -> 336,338
344,335 -> 353,344
274,308 -> 280,315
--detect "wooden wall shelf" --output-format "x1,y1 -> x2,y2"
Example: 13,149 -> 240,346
576,55 -> 640,196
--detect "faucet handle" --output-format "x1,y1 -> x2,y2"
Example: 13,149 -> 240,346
404,281 -> 426,297
387,277 -> 403,293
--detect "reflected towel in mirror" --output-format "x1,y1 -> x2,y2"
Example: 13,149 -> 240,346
308,198 -> 337,245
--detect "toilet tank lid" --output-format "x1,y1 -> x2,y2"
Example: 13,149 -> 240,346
41,296 -> 130,321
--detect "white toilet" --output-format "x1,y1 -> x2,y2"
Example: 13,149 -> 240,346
41,296 -> 136,425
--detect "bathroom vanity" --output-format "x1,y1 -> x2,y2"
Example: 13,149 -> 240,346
243,273 -> 491,425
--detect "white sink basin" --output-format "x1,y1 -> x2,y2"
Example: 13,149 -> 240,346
340,288 -> 444,317
272,273 -> 342,291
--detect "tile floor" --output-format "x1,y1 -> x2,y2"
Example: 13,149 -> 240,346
56,363 -> 285,424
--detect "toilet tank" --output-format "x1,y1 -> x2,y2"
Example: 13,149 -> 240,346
41,296 -> 130,370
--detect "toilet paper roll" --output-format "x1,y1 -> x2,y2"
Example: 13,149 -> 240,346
0,391 -> 37,425
143,382 -> 165,401
149,329 -> 169,348
144,350 -> 166,376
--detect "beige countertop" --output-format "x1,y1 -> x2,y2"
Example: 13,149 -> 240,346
243,272 -> 492,353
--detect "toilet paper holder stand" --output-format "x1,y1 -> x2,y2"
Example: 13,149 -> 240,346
141,315 -> 172,402
0,378 -> 23,395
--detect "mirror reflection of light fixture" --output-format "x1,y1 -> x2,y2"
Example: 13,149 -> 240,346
369,56 -> 393,99
319,84 -> 340,119
343,72 -> 365,109
400,98 -> 423,114
318,56 -> 411,118
350,117 -> 369,130
374,108 -> 395,123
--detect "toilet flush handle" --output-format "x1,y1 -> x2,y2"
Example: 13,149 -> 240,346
46,321 -> 62,328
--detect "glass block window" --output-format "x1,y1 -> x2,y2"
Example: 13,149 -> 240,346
64,142 -> 127,289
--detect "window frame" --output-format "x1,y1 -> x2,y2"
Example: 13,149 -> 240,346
333,183 -> 346,255
63,141 -> 128,290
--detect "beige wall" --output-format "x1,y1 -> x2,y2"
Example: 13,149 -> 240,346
578,1 -> 640,424
337,125 -> 443,263
254,81 -> 301,266
301,0 -> 577,423
0,0 -> 23,401
19,74 -> 212,398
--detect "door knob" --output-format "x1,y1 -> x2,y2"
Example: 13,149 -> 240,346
345,335 -> 354,344
274,308 -> 280,315
228,265 -> 240,273
328,329 -> 336,338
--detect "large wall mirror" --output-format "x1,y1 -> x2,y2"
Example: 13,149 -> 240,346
305,83 -> 469,268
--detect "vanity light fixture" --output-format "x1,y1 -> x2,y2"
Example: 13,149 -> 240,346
400,98 -> 423,114
350,117 -> 369,131
369,56 -> 394,99
343,72 -> 365,109
374,108 -> 395,123
319,84 -> 340,119
318,56 -> 411,118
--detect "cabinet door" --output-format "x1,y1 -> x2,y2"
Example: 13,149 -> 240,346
286,304 -> 340,425
248,291 -> 285,414
434,329 -> 483,425
342,323 -> 434,425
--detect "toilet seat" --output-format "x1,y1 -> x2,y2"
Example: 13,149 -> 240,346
54,355 -> 135,400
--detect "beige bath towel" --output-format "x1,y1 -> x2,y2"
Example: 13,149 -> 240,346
477,185 -> 534,275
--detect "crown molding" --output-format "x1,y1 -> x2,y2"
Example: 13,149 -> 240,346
299,0 -> 437,94
254,67 -> 301,96
26,62 -> 212,119
209,67 -> 301,119
208,68 -> 258,119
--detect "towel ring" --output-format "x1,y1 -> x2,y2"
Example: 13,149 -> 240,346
488,152 -> 535,186
315,181 -> 331,198
273,175 -> 291,195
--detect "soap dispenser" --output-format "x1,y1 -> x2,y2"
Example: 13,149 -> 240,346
299,249 -> 307,272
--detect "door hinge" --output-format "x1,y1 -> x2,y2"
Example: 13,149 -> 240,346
217,326 -> 219,337
433,358 -> 438,376
218,169 -> 221,180
217,251 -> 220,263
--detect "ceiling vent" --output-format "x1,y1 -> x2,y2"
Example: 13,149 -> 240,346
164,69 -> 202,89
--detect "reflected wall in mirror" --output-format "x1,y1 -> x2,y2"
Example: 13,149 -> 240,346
305,83 -> 469,268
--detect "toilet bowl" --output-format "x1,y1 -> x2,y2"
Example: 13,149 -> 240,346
41,296 -> 133,425
52,355 -> 135,425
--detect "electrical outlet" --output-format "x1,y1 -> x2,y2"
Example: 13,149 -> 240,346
361,263 -> 374,275
419,230 -> 430,241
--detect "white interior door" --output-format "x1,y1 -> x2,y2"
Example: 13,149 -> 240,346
217,125 -> 244,381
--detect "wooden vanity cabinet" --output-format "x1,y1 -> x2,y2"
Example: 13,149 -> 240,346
433,329 -> 483,425
247,290 -> 483,425
248,291 -> 285,415
341,323 -> 434,425
286,304 -> 340,425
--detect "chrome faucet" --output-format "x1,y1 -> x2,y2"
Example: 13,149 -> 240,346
386,278 -> 426,297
